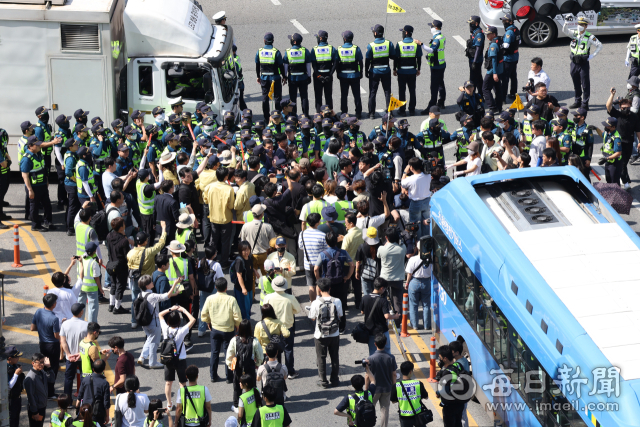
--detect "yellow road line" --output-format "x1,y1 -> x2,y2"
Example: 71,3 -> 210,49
7,221 -> 55,287
0,271 -> 48,278
3,294 -> 43,308
3,325 -> 39,337
18,357 -> 66,371
390,329 -> 479,427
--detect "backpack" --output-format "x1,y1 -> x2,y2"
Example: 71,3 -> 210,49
352,391 -> 376,427
133,293 -> 155,327
318,298 -> 339,337
199,258 -> 220,293
448,362 -> 474,403
263,363 -> 285,405
235,337 -> 255,374
322,250 -> 344,285
159,330 -> 183,366
90,205 -> 119,241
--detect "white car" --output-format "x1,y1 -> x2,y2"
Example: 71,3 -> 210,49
478,0 -> 639,47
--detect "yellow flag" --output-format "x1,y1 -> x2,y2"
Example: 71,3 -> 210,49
510,94 -> 524,110
387,0 -> 406,13
388,95 -> 406,111
268,81 -> 275,100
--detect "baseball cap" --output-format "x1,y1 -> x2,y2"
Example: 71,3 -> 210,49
486,26 -> 498,34
168,114 -> 181,124
85,241 -> 98,253
77,146 -> 88,157
75,123 -> 87,133
91,124 -> 104,134
322,118 -> 333,127
118,143 -> 129,151
264,32 -> 274,42
35,106 -> 50,116
459,114 -> 472,124
138,169 -> 150,180
71,303 -> 85,316
525,105 -> 540,115
242,109 -> 253,118
347,117 -> 362,126
602,117 -> 618,127
123,125 -> 134,135
396,119 -> 409,129
467,16 -> 481,23
428,20 -> 443,28
371,24 -> 384,33
316,30 -> 329,38
276,237 -> 286,246
131,110 -> 145,120
381,113 -> 396,123
551,118 -> 568,128
331,122 -> 344,132
111,119 -> 124,129
288,33 -> 303,43
252,204 -> 267,216
64,138 -> 77,149
264,259 -> 276,271
27,135 -> 41,146
429,105 -> 441,114
249,195 -> 265,207
4,346 -> 23,358
429,118 -> 441,128
55,115 -> 72,127
497,111 -> 511,122
342,30 -> 354,39
400,25 -> 414,33
463,80 -> 475,88
572,108 -> 588,117
500,13 -> 515,21
74,109 -> 89,119
20,121 -> 35,132
152,106 -> 165,115
207,155 -> 219,167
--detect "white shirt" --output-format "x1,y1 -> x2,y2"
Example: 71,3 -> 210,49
356,214 -> 385,235
465,156 -> 482,176
405,255 -> 432,279
401,172 -> 432,200
160,320 -> 190,360
103,170 -> 118,199
116,393 -> 150,427
308,296 -> 344,339
48,278 -> 83,321
527,69 -> 551,101
140,290 -> 171,325
529,135 -> 547,167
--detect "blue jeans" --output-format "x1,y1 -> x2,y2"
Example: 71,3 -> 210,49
210,328 -> 235,381
129,277 -> 141,324
141,318 -> 162,365
408,277 -> 431,330
64,360 -> 79,396
409,197 -> 430,239
368,331 -> 391,356
234,288 -> 253,320
198,290 -> 215,333
78,290 -> 99,323
362,279 -> 374,296
104,272 -> 112,289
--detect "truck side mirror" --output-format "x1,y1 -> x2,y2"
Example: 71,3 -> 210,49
204,91 -> 214,104
203,72 -> 213,91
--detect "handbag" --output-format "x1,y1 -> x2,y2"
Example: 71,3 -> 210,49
129,248 -> 147,280
261,320 -> 285,353
106,260 -> 120,277
400,381 -> 434,426
352,296 -> 384,344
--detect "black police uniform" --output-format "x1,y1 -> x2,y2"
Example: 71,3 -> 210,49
501,22 -> 520,100
8,362 -> 25,427
256,33 -> 285,119
394,26 -> 421,115
0,128 -> 10,222
457,89 -> 485,127
366,26 -> 395,118
466,18 -> 485,91
312,32 -> 338,112
53,123 -> 72,208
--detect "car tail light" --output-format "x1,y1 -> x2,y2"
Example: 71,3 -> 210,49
512,0 -> 536,19
488,0 -> 504,8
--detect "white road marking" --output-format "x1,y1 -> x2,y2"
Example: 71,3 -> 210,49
360,86 -> 367,94
453,35 -> 467,48
290,19 -> 309,34
413,352 -> 422,362
271,0 -> 281,4
423,7 -> 443,22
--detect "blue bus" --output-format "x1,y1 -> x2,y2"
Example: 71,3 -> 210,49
430,166 -> 640,427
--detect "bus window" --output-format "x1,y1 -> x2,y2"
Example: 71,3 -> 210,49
139,65 -> 152,96
451,251 -> 475,325
432,221 -> 451,292
165,68 -> 207,101
492,306 -> 508,366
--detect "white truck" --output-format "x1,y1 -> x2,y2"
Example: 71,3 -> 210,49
0,0 -> 238,158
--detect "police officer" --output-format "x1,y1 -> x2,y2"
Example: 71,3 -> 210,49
496,111 -> 521,141
366,24 -> 396,119
170,96 -> 185,118
131,110 -> 148,143
337,31 -> 364,118
222,110 -> 240,134
466,16 -> 485,91
284,33 -> 312,116
21,136 -> 55,231
253,385 -> 291,427
456,81 -> 485,128
346,117 -> 366,151
520,105 -> 547,151
595,117 -> 622,184
18,121 -> 37,220
63,138 -> 80,236
89,123 -> 111,201
34,106 -> 61,197
109,119 -> 126,156
395,118 -> 418,159
392,361 -> 429,427
436,345 -> 468,427
122,125 -> 142,169
75,146 -> 97,206
256,32 -> 286,119
299,118 -> 319,159
234,45 -> 248,111
563,16 -> 602,110
164,114 -> 183,146
72,109 -> 90,137
571,107 -> 595,169
116,143 -> 134,178
192,102 -> 206,135
483,26 -> 504,115
53,114 -> 73,210
416,20 -> 446,112
6,346 -> 25,427
417,119 -> 448,164
0,127 -> 10,228
551,118 -> 573,166
626,24 -> 640,78
450,115 -> 475,169
500,13 -> 520,102
311,30 -> 338,113
392,25 -> 421,117
368,113 -> 396,141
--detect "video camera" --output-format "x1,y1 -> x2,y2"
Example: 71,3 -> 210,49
423,152 -> 440,174
404,221 -> 421,238
354,359 -> 369,367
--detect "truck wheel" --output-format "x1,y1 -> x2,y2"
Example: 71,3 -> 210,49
521,16 -> 557,47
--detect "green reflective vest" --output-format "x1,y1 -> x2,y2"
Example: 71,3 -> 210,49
168,257 -> 189,284
601,130 -> 621,163
36,123 -> 53,156
570,124 -> 590,157
75,159 -> 95,198
286,47 -> 307,75
137,180 -> 155,215
75,222 -> 93,256
453,128 -> 470,160
25,152 -> 46,185
570,31 -> 592,56
428,34 -> 446,67
18,136 -> 28,164
521,120 -> 534,144
64,151 -> 77,186
126,138 -> 142,168
235,55 -> 244,82
180,385 -> 206,425
369,40 -> 391,68
397,40 -> 418,69
90,138 -> 110,173
630,34 -> 640,60
243,211 -> 264,223
395,379 -> 423,417
259,275 -> 274,306
51,410 -> 72,427
78,340 -> 95,376
176,229 -> 193,246
239,389 -> 259,425
304,200 -> 328,224
82,255 -> 99,292
347,131 -> 365,149
555,132 -> 573,165
313,45 -> 333,73
333,200 -> 353,223
347,391 -> 373,425
259,47 -> 278,75
258,405 -> 285,427
338,45 -> 359,73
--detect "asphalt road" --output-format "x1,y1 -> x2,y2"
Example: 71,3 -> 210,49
4,1 -> 640,426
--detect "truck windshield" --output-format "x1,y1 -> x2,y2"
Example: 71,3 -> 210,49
165,68 -> 209,101
217,49 -> 236,104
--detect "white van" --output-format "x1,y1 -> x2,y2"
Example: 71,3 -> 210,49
479,0 -> 639,47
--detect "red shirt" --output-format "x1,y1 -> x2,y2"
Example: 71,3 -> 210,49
114,351 -> 135,394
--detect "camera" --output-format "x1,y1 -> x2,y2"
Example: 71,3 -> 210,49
73,255 -> 81,260
404,221 -> 420,238
522,78 -> 535,93
355,359 -> 369,367
423,155 -> 439,174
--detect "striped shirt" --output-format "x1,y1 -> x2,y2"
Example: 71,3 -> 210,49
298,228 -> 328,271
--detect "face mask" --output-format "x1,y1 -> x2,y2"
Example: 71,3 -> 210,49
400,128 -> 408,135
628,83 -> 634,90
225,118 -> 234,126
301,128 -> 311,136
40,113 -> 50,123
323,128 -> 332,137
502,21 -> 511,30
465,123 -> 474,130
430,27 -> 439,36
526,114 -> 534,121
499,122 -> 507,129
156,113 -> 166,123
469,24 -> 477,33
621,107 -> 630,114
60,122 -> 70,130
78,117 -> 87,125
578,25 -> 587,33
172,123 -> 181,131
431,128 -> 441,138
277,247 -> 286,254
203,125 -> 213,132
